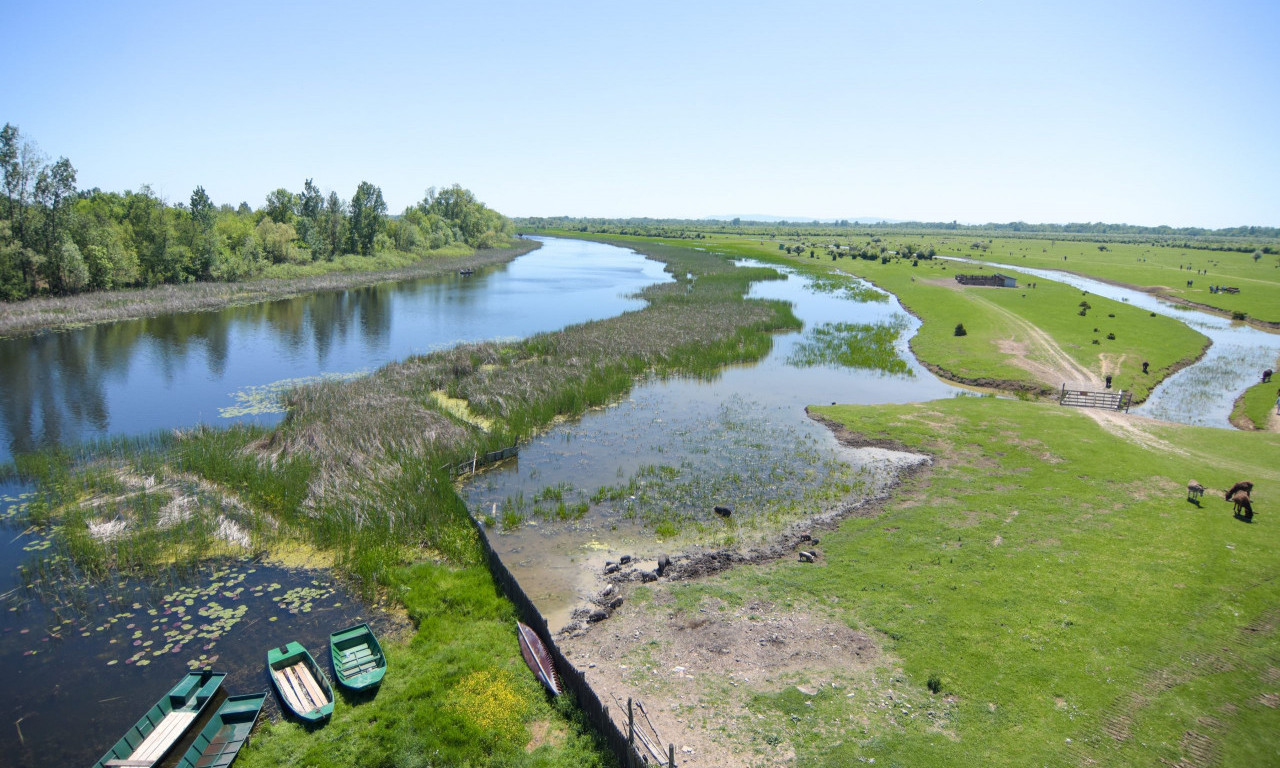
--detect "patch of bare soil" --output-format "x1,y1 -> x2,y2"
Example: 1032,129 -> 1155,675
560,590 -> 887,767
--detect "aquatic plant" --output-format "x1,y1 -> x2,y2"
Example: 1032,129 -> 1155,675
787,317 -> 913,375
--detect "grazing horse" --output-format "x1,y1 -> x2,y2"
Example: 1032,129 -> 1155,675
1225,481 -> 1254,500
1187,480 -> 1205,503
1231,490 -> 1254,521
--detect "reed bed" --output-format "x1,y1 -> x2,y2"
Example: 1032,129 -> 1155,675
787,316 -> 914,374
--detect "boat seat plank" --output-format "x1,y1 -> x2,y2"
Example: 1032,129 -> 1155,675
343,660 -> 380,676
281,665 -> 314,710
129,710 -> 197,762
290,664 -> 327,709
105,761 -> 160,767
271,667 -> 307,714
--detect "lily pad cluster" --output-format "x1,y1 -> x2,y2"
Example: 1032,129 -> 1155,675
272,582 -> 336,615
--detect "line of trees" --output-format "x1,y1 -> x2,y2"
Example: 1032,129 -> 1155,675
0,123 -> 513,301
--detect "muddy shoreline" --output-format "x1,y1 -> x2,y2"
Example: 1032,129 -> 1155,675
555,409 -> 933,631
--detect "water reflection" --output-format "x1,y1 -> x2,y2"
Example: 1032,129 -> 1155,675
0,239 -> 672,463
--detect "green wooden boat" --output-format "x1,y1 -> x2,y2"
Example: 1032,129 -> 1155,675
329,622 -> 387,691
267,641 -> 334,722
93,670 -> 226,768
175,692 -> 266,768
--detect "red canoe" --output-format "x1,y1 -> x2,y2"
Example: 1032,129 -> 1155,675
516,621 -> 562,695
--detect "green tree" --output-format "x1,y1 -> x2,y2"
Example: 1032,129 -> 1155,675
36,157 -> 77,256
348,181 -> 386,255
296,178 -> 324,257
45,239 -> 88,294
263,187 -> 296,224
323,192 -> 346,260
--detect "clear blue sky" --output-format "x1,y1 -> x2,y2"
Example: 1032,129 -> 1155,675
4,0 -> 1277,227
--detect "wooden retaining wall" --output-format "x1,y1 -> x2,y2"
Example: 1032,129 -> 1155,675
450,445 -> 519,477
470,515 -> 670,767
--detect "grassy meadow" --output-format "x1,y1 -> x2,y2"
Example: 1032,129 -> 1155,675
916,236 -> 1280,324
1233,376 -> 1280,430
600,231 -> 1211,403
634,397 -> 1280,766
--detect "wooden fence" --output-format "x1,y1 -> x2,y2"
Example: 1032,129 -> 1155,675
451,445 -> 519,477
470,515 -> 672,767
1059,384 -> 1132,412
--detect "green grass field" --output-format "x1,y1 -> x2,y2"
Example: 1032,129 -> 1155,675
646,397 -> 1280,766
651,233 -> 1210,403
916,236 -> 1280,324
1233,376 -> 1280,430
239,562 -> 611,768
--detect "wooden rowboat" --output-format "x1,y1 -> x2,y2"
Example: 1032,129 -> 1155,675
516,621 -> 561,695
267,641 -> 334,722
93,670 -> 226,768
176,692 -> 266,768
329,622 -> 386,692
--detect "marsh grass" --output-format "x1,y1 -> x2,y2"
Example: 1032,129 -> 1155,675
787,317 -> 913,374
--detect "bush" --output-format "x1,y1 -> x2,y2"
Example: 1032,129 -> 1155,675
1232,311 -> 1248,321
954,323 -> 967,337
927,674 -> 942,694
1106,332 -> 1116,340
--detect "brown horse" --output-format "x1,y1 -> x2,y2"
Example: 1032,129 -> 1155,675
1231,490 -> 1253,521
1225,481 -> 1254,500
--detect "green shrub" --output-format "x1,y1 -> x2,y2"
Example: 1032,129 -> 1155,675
954,323 -> 968,337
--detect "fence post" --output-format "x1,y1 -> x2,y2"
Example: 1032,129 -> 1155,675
628,697 -> 634,746
669,743 -> 675,767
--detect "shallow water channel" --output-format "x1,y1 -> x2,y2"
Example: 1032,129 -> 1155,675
462,258 -> 958,630
951,258 -> 1280,427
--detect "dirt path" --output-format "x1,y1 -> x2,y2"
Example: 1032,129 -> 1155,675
964,290 -> 1101,388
